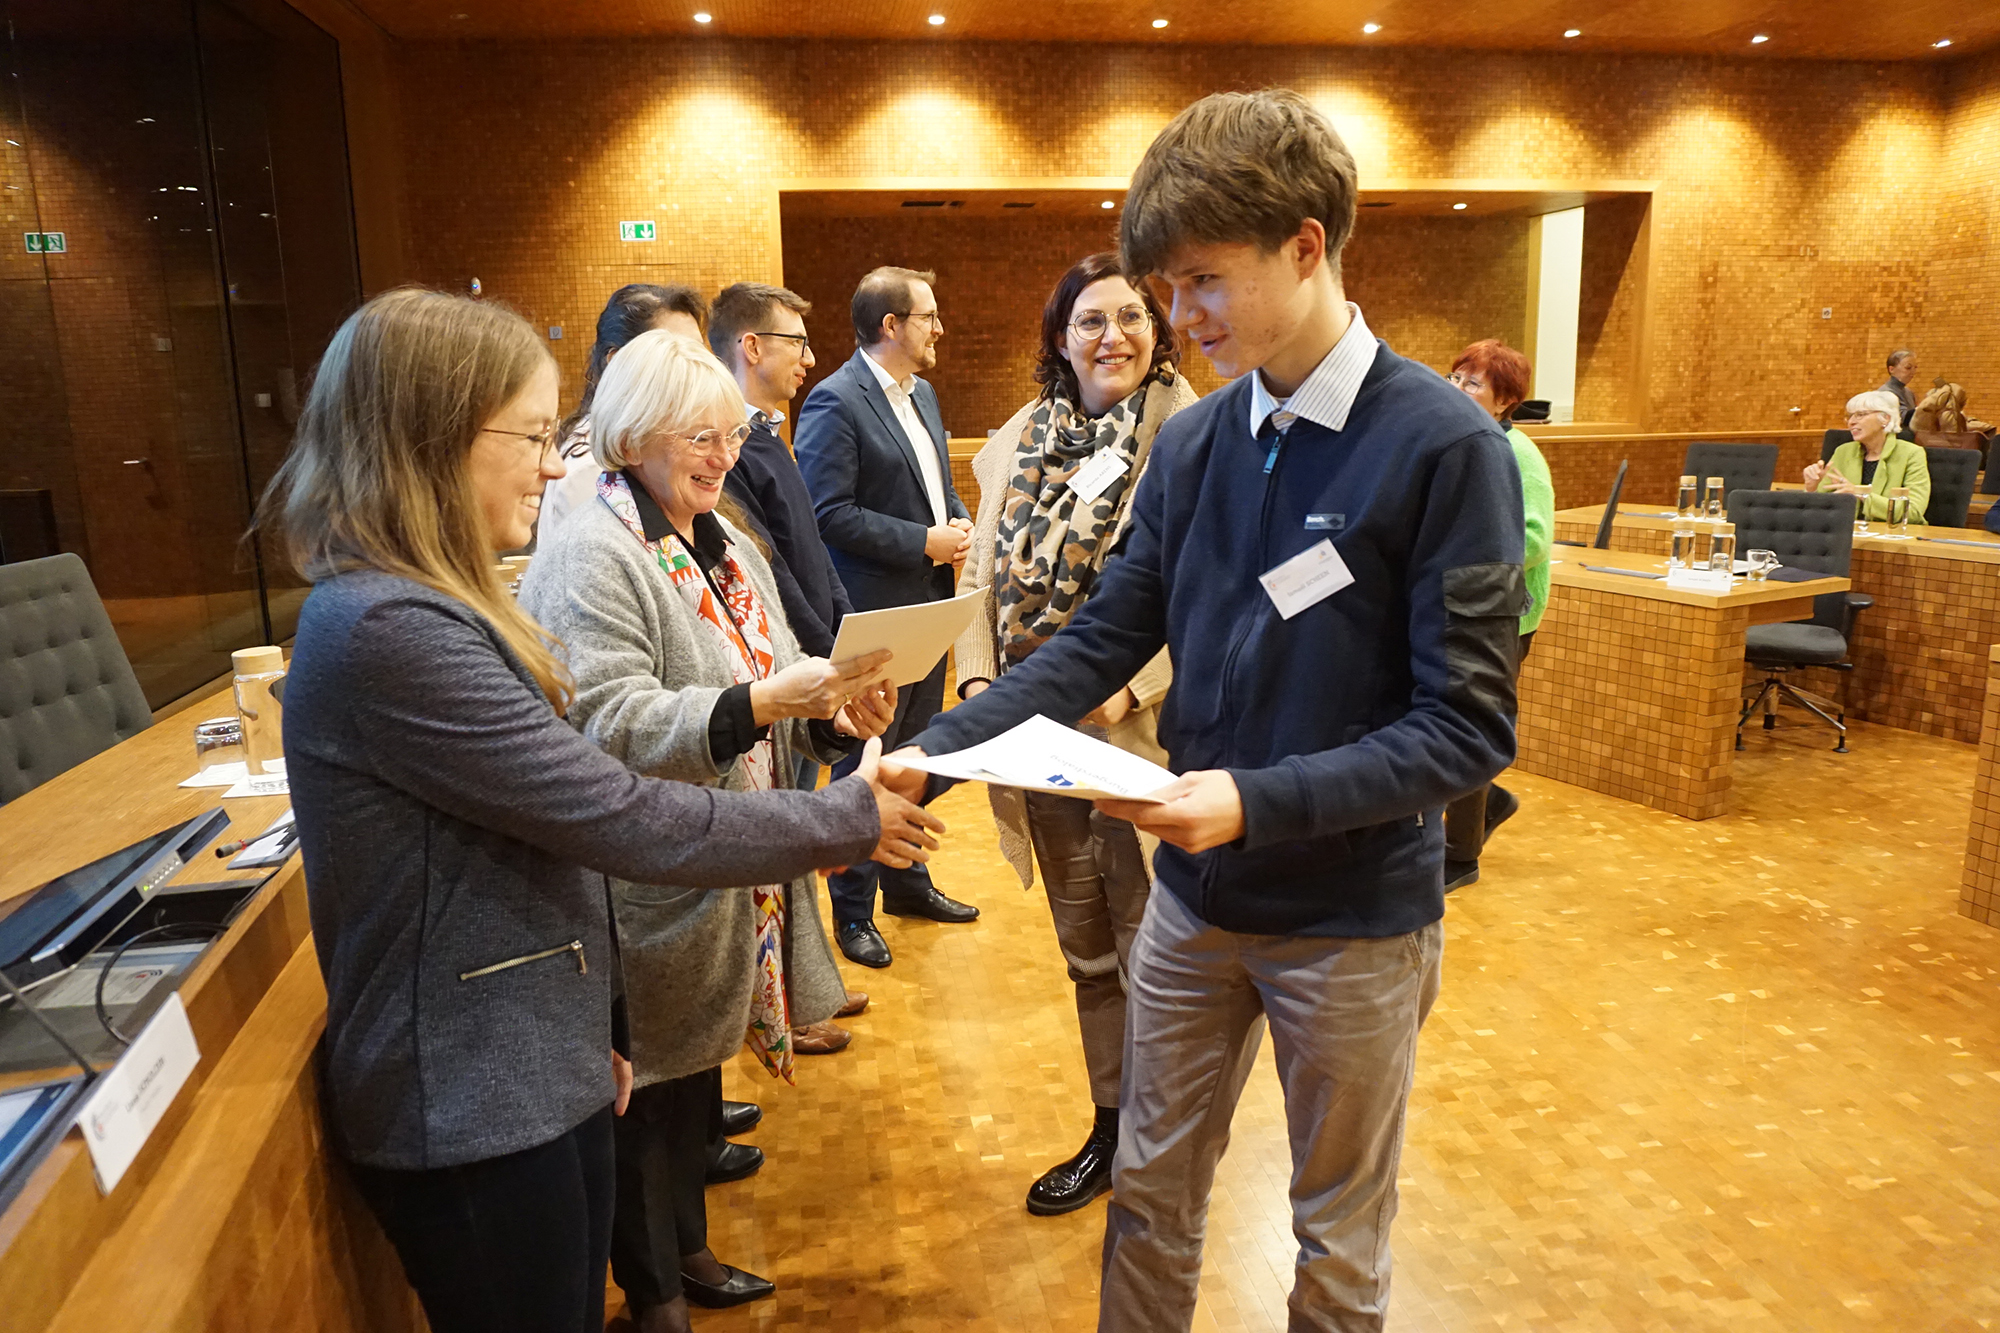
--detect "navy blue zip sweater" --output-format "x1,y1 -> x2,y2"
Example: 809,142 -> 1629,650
912,341 -> 1526,938
723,415 -> 853,658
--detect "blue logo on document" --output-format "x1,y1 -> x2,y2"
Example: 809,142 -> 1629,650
1304,513 -> 1345,532
1046,774 -> 1075,787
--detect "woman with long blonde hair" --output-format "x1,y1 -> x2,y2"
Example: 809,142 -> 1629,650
263,288 -> 940,1333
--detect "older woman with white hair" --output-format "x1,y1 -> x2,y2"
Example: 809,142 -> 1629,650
519,330 -> 908,1332
1804,389 -> 1931,524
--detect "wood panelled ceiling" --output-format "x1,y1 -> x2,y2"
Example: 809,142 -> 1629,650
351,0 -> 1996,61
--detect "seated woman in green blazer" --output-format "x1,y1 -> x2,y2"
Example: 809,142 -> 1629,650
1804,388 -> 1930,524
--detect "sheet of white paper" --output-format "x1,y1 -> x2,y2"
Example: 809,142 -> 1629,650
899,715 -> 1177,803
828,586 -> 986,687
180,757 -> 285,789
229,807 -> 297,868
220,771 -> 289,799
1258,539 -> 1355,620
77,991 -> 201,1194
1067,450 -> 1129,506
33,943 -> 206,1009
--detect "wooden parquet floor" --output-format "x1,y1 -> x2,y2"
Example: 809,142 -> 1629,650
612,716 -> 2000,1331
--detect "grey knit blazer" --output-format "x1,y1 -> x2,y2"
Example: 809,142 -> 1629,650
520,491 -> 853,1087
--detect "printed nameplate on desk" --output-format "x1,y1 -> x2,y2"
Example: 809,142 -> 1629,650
1258,539 -> 1354,620
1664,567 -> 1734,592
1067,449 -> 1130,506
76,991 -> 201,1194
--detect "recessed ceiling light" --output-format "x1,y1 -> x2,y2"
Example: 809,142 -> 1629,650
693,10 -> 711,21
1934,38 -> 1953,47
1452,202 -> 1468,210
1750,33 -> 1769,44
1563,28 -> 1581,38
1101,199 -> 1116,209
1361,22 -> 1381,34
1152,18 -> 1169,28
928,13 -> 945,24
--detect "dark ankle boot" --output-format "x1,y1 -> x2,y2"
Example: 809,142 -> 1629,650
1026,1107 -> 1117,1216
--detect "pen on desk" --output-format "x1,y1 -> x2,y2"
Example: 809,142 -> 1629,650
215,838 -> 249,858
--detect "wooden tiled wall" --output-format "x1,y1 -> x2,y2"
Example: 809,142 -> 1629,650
1961,650 -> 2000,930
391,39 -> 1993,438
1517,586 -> 1752,820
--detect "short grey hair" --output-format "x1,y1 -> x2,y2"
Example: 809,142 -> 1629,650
1846,389 -> 1901,433
588,328 -> 747,471
1887,348 -> 1915,370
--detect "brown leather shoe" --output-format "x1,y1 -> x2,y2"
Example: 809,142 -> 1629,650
835,989 -> 869,1018
791,1020 -> 852,1055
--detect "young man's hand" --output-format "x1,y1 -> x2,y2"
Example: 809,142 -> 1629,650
879,746 -> 934,806
1097,770 -> 1244,853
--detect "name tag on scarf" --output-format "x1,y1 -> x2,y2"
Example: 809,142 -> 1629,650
1259,539 -> 1354,619
1067,450 -> 1130,505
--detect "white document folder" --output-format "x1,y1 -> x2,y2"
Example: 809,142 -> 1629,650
829,586 -> 986,687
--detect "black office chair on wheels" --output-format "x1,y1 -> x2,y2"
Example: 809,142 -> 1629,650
1922,446 -> 1981,528
1683,442 -> 1778,503
1726,490 -> 1873,753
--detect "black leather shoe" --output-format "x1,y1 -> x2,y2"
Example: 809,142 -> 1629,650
1444,859 -> 1479,894
1483,785 -> 1520,843
837,919 -> 892,968
680,1263 -> 776,1309
880,886 -> 980,924
705,1140 -> 764,1186
720,1099 -> 761,1137
1026,1125 -> 1115,1216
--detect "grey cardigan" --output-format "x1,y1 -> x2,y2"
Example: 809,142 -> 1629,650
520,487 -> 852,1087
284,571 -> 878,1169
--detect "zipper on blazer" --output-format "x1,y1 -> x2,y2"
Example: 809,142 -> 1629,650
459,940 -> 587,982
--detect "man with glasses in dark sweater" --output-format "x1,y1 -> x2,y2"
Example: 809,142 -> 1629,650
884,90 -> 1526,1331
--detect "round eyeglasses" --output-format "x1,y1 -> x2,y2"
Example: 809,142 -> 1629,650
673,423 -> 753,453
1070,304 -> 1151,341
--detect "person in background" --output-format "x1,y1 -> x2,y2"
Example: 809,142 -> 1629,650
1805,389 -> 1931,524
520,332 -> 906,1331
953,251 -> 1196,1218
1881,349 -> 1919,434
1442,339 -> 1552,892
884,90 -> 1526,1330
796,266 -> 978,970
540,284 -> 710,540
263,287 -> 933,1333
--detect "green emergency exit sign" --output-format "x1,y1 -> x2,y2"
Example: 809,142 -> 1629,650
23,231 -> 66,253
619,220 -> 656,242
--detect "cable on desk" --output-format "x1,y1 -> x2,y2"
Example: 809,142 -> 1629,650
93,922 -> 226,1047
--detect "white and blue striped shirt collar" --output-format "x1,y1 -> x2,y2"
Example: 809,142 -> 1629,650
1247,303 -> 1377,437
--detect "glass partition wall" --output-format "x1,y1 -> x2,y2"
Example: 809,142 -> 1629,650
0,0 -> 358,708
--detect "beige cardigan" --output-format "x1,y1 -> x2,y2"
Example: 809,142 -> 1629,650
951,373 -> 1199,886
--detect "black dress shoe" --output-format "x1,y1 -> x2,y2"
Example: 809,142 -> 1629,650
680,1263 -> 776,1309
1444,859 -> 1479,893
1483,784 -> 1520,843
705,1140 -> 764,1186
1027,1124 -> 1116,1216
837,919 -> 892,968
720,1099 -> 761,1137
880,886 -> 980,924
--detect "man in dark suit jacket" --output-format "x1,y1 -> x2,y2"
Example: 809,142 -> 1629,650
796,265 -> 977,968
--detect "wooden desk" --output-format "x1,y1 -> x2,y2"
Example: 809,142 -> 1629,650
1554,505 -> 2000,743
1517,547 -> 1848,820
1963,645 -> 2000,932
0,687 -> 419,1332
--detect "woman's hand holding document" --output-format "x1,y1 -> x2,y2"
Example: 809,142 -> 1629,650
894,715 -> 1177,803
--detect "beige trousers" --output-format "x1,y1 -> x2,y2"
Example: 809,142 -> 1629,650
1098,888 -> 1443,1333
1021,790 -> 1152,1107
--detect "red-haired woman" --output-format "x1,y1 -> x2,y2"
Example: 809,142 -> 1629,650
1443,339 -> 1552,891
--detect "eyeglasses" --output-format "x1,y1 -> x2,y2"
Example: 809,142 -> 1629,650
484,426 -> 559,460
671,423 -> 754,453
1446,370 -> 1487,392
750,330 -> 811,354
895,310 -> 944,330
1070,304 -> 1151,341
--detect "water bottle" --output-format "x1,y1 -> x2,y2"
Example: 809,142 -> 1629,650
1670,523 -> 1698,570
1889,487 -> 1912,535
1677,474 -> 1699,520
232,646 -> 286,781
1704,477 -> 1726,520
1707,522 -> 1737,575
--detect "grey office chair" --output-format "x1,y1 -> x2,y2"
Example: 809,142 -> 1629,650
1922,446 -> 1980,528
1683,442 -> 1778,503
1727,490 -> 1871,753
0,554 -> 152,804
1821,429 -> 1851,462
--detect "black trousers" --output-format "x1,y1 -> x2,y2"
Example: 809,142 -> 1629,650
1445,631 -> 1535,862
609,1065 -> 723,1309
827,652 -> 948,923
348,1105 -> 615,1333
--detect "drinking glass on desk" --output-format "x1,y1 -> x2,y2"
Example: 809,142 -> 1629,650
1746,548 -> 1778,582
194,716 -> 244,773
1669,523 -> 1698,570
1889,487 -> 1912,535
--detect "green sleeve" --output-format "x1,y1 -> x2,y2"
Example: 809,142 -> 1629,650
1508,428 -> 1554,571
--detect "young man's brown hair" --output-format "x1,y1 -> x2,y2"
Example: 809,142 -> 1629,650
708,281 -> 811,370
1119,89 -> 1359,278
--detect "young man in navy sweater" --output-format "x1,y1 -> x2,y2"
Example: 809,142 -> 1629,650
887,90 -> 1526,1330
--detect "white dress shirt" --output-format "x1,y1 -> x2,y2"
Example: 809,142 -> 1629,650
1247,303 -> 1378,437
862,347 -> 949,526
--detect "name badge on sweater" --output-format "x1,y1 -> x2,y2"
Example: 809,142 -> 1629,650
1259,539 -> 1354,620
1304,513 -> 1345,533
1067,450 -> 1129,506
